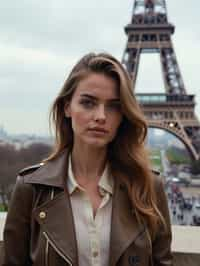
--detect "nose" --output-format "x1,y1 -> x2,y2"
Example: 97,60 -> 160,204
94,105 -> 106,123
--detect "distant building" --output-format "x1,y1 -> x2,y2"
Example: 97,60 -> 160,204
0,127 -> 53,149
0,126 -> 8,140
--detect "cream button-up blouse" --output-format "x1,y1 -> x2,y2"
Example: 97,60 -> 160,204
67,157 -> 114,266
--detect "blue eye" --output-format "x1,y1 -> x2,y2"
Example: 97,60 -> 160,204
80,99 -> 95,108
107,103 -> 121,111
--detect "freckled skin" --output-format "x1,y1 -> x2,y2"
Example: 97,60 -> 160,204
64,73 -> 123,149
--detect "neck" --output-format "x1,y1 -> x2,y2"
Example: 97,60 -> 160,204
71,143 -> 107,183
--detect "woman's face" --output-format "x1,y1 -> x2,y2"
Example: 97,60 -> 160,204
64,73 -> 123,149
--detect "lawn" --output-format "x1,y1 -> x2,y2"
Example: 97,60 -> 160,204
166,147 -> 191,164
150,149 -> 163,172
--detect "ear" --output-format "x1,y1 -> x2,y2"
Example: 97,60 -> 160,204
64,102 -> 71,118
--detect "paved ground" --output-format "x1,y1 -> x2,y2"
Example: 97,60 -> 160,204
180,186 -> 200,197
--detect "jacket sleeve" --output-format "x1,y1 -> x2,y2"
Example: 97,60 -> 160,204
2,176 -> 34,266
152,176 -> 173,266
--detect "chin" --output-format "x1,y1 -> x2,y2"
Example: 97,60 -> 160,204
84,137 -> 109,148
88,141 -> 108,148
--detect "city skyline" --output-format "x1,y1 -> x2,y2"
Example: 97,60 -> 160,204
0,0 -> 199,135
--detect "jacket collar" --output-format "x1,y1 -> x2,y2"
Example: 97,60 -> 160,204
23,149 -> 69,188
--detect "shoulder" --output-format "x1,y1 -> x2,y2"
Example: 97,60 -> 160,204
151,171 -> 169,212
151,169 -> 166,192
14,163 -> 45,195
152,169 -> 161,176
18,162 -> 45,176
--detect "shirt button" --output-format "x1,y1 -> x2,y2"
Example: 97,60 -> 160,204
99,188 -> 106,197
93,251 -> 98,257
39,211 -> 46,219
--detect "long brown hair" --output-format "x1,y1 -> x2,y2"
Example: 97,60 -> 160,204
46,52 -> 165,237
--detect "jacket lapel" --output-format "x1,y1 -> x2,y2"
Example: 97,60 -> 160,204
33,191 -> 78,265
109,179 -> 145,266
24,149 -> 78,264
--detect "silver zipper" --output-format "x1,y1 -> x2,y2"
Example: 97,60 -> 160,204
43,231 -> 73,266
45,236 -> 49,266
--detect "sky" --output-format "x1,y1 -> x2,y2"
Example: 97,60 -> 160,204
0,0 -> 199,136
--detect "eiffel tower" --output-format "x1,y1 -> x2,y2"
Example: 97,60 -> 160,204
122,0 -> 200,160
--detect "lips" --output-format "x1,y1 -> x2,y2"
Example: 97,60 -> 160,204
88,127 -> 108,133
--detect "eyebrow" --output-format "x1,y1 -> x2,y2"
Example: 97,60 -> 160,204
80,93 -> 120,102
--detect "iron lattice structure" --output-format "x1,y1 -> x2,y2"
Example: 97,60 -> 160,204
122,0 -> 200,160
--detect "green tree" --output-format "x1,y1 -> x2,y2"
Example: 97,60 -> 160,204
0,143 -> 52,210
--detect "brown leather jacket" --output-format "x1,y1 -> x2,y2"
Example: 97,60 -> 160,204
2,150 -> 173,266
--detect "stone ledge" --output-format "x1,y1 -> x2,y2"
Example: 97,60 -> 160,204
172,225 -> 200,254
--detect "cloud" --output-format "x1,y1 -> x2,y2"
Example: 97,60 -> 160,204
0,0 -> 130,56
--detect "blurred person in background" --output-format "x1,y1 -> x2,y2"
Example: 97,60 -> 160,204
2,53 -> 173,266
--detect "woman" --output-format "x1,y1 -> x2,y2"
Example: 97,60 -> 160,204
3,53 -> 173,266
